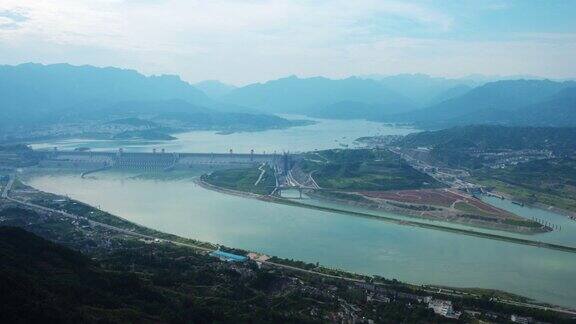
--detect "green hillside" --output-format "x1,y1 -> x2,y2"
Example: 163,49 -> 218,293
300,149 -> 442,191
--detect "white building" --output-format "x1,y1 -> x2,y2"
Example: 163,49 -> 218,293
428,299 -> 461,319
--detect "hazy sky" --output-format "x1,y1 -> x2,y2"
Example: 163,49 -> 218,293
1,0 -> 575,84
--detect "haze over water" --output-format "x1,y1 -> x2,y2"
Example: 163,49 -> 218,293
32,116 -> 415,154
26,118 -> 576,308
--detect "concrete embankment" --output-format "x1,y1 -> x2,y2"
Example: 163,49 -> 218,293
197,179 -> 576,254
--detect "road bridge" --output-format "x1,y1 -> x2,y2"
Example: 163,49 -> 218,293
1,174 -> 14,199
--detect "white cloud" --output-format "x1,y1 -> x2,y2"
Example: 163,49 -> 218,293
0,0 -> 574,84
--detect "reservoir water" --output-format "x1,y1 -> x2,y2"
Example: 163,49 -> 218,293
31,116 -> 415,154
27,117 -> 576,308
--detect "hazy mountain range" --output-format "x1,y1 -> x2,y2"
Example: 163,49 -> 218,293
0,63 -> 300,135
215,74 -> 575,128
1,63 -> 575,137
194,80 -> 237,99
220,75 -> 417,115
364,73 -> 481,107
394,80 -> 576,128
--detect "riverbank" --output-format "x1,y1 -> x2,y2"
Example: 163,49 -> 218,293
3,198 -> 575,322
6,174 -> 576,316
471,165 -> 576,221
198,177 -> 576,254
21,170 -> 576,309
491,189 -> 576,221
307,189 -> 547,234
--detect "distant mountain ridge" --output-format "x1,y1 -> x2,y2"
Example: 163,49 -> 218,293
194,80 -> 237,98
366,73 -> 480,107
223,74 -> 575,127
427,84 -> 473,106
2,64 -> 574,132
0,63 -> 205,126
515,87 -> 576,127
0,63 -> 299,135
389,79 -> 576,127
222,75 -> 417,115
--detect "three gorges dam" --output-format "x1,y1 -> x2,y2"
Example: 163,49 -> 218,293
36,148 -> 294,175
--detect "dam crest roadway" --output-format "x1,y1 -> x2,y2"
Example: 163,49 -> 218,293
39,148 -> 285,171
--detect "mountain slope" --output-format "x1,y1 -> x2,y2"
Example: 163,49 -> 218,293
372,74 -> 479,107
0,226 -> 159,323
0,225 -> 317,323
399,79 -> 576,127
427,84 -> 473,106
514,87 -> 576,127
57,99 -> 304,133
0,63 -> 247,127
222,76 -> 416,115
0,64 -> 300,134
194,80 -> 237,98
397,125 -> 576,153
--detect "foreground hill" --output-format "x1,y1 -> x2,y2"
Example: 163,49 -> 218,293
0,225 -> 316,323
0,226 -> 162,323
222,75 -> 416,115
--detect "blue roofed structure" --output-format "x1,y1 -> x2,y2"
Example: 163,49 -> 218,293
210,250 -> 248,262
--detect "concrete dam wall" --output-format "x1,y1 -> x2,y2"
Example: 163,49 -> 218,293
38,151 -> 281,171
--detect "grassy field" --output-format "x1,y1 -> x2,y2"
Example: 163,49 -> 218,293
203,165 -> 276,195
472,158 -> 576,212
300,149 -> 443,191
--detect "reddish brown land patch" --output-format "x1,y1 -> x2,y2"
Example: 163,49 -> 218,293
361,189 -> 517,219
361,189 -> 460,207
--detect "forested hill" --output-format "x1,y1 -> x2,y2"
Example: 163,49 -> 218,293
0,226 -> 306,323
397,125 -> 576,153
515,87 -> 576,127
